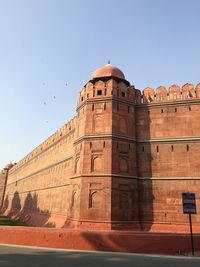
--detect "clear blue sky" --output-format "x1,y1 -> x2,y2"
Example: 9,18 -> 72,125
0,0 -> 200,169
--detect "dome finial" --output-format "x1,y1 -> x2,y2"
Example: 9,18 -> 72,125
108,59 -> 110,65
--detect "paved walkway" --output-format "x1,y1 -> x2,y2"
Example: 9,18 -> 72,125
0,244 -> 200,267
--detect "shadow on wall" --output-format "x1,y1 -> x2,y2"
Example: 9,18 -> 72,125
135,100 -> 154,231
9,191 -> 21,217
1,191 -> 55,228
110,100 -> 154,231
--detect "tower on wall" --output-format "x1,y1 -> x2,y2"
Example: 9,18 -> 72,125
72,63 -> 139,230
3,63 -> 200,231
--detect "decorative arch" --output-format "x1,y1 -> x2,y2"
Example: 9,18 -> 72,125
91,156 -> 102,172
89,191 -> 101,208
94,80 -> 106,90
86,82 -> 94,91
106,79 -> 118,95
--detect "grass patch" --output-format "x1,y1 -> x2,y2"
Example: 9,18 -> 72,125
0,215 -> 28,226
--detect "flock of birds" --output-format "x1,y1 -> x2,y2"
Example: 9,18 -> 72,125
42,81 -> 68,124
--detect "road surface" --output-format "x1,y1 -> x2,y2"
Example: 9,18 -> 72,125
0,244 -> 199,267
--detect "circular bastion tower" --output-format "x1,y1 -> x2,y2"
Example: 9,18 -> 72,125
71,63 -> 138,230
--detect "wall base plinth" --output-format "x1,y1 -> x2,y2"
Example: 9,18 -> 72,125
0,226 -> 200,255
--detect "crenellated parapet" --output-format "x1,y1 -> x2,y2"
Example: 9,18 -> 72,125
137,83 -> 200,104
77,79 -> 135,108
10,116 -> 77,174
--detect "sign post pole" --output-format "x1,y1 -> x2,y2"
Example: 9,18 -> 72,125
182,192 -> 196,256
189,213 -> 194,256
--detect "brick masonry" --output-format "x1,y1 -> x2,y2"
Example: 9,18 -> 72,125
1,65 -> 200,231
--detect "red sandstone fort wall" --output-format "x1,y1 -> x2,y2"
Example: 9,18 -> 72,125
135,83 -> 200,228
1,78 -> 200,231
2,118 -> 77,227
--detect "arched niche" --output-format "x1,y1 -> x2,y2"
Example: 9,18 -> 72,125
94,80 -> 105,90
91,156 -> 102,172
85,82 -> 94,97
89,191 -> 101,208
86,82 -> 94,91
106,79 -> 118,89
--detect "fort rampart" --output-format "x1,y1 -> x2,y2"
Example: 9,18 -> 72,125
1,64 -> 200,232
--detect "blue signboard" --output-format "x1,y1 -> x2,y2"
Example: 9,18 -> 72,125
182,192 -> 196,214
